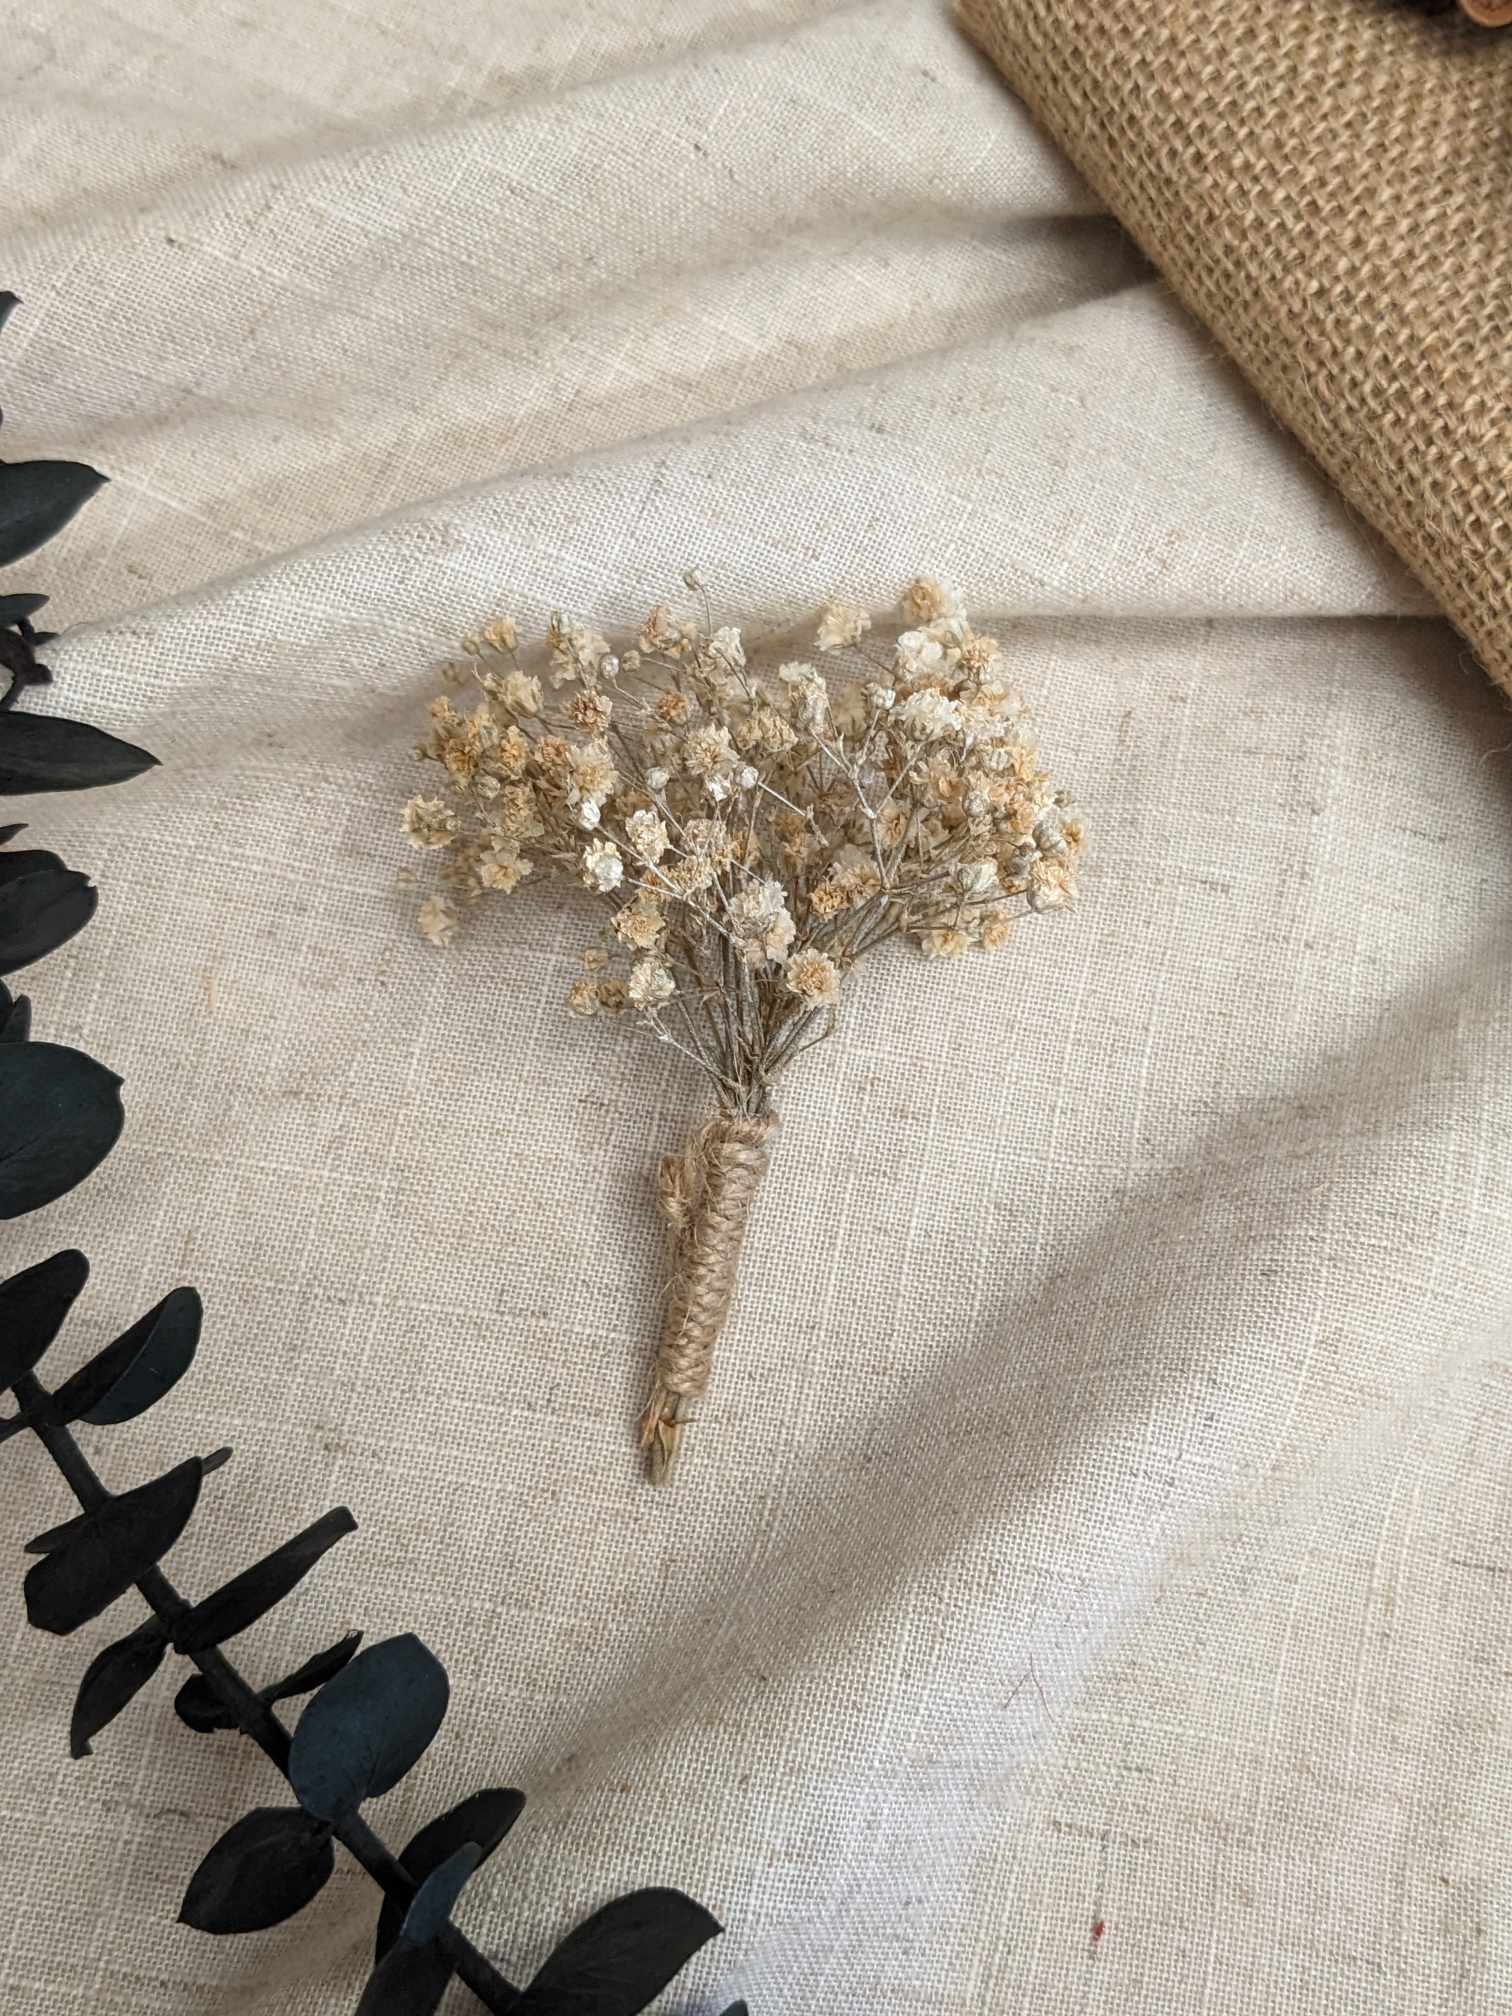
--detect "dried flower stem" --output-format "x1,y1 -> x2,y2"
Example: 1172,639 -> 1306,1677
641,1113 -> 776,1485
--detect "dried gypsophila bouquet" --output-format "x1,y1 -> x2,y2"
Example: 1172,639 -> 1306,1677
405,573 -> 1082,1484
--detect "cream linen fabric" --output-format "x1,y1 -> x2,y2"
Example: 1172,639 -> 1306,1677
2,2 -> 1509,2013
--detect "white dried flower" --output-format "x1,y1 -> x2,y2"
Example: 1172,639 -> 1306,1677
920,927 -> 970,960
895,630 -> 949,686
574,798 -> 602,831
895,689 -> 962,740
954,859 -> 1000,898
1027,856 -> 1076,912
899,576 -> 962,625
1033,805 -> 1068,855
476,841 -> 531,893
628,956 -> 676,1007
402,796 -> 459,849
417,895 -> 457,946
614,897 -> 666,950
625,808 -> 669,862
548,618 -> 611,687
709,626 -> 745,673
566,976 -> 601,1017
866,684 -> 896,711
499,669 -> 542,715
977,908 -> 1016,951
729,877 -> 797,966
784,949 -> 840,1005
581,838 -> 624,892
815,600 -> 871,652
645,767 -> 670,792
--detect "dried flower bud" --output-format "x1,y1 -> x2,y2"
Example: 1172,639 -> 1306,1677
581,838 -> 624,892
784,949 -> 840,1005
402,796 -> 460,849
815,600 -> 871,652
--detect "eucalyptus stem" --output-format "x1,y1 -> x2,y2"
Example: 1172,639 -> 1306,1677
11,1369 -> 519,2014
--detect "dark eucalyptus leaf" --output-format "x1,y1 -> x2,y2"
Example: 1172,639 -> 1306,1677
23,1508 -> 91,1552
377,1787 -> 525,1961
175,1629 -> 364,1733
69,1616 -> 170,1758
0,864 -> 95,975
58,1284 -> 203,1426
0,989 -> 29,1040
353,1939 -> 454,2016
719,2004 -> 750,2015
0,1247 -> 88,1387
21,1446 -> 227,1542
0,823 -> 25,844
514,1890 -> 722,2016
0,1042 -> 123,1218
0,846 -> 65,883
0,595 -> 47,624
402,1842 -> 481,1948
270,1629 -> 365,1701
172,1674 -> 238,1734
0,711 -> 156,795
288,1633 -> 449,1823
179,1806 -> 335,1935
23,1455 -> 204,1635
0,292 -> 16,333
176,1505 -> 357,1654
0,460 -> 106,567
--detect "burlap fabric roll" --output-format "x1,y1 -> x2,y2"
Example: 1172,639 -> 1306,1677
958,0 -> 1512,697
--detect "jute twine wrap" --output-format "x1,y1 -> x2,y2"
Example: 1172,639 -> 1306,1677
639,1112 -> 776,1485
957,0 -> 1512,699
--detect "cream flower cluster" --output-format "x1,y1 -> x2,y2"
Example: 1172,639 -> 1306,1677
405,576 -> 1082,1102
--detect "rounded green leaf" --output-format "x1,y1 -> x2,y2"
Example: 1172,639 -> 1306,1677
515,1889 -> 722,2016
69,1617 -> 169,1758
401,1842 -> 481,1948
0,863 -> 96,976
288,1634 -> 449,1823
0,1043 -> 123,1218
24,1456 -> 204,1635
179,1807 -> 335,1934
377,1787 -> 524,1961
0,460 -> 106,567
354,1940 -> 453,2016
69,1285 -> 202,1426
0,711 -> 157,796
174,1505 -> 355,1654
0,1248 -> 88,1388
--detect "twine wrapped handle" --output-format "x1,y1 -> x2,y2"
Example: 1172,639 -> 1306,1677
639,1111 -> 776,1486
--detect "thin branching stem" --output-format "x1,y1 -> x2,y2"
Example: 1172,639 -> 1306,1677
10,1369 -> 519,2015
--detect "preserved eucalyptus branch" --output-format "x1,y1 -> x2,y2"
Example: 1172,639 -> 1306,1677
405,575 -> 1083,1481
0,293 -> 746,2016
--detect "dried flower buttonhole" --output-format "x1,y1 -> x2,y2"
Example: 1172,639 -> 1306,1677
406,576 -> 1082,1484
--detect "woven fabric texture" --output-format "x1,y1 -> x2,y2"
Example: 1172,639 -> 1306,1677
1,2 -> 1509,2012
958,0 -> 1512,698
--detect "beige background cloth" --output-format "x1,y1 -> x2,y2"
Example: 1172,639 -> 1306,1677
2,2 -> 1510,2012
